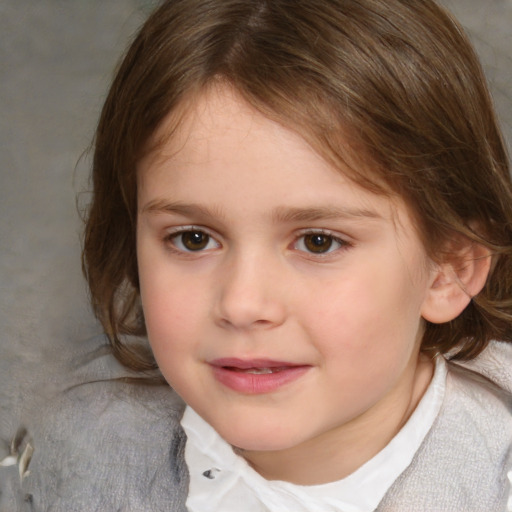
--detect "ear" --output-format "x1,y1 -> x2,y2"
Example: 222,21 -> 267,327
421,240 -> 491,324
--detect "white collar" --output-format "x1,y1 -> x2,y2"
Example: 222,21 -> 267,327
182,357 -> 447,512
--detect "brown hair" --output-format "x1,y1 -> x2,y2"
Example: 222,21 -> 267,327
83,0 -> 512,372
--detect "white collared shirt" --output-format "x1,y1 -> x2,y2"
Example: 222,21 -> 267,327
182,357 -> 447,512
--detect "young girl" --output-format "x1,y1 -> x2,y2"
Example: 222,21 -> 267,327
18,0 -> 512,510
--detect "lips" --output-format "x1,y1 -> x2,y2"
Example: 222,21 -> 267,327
209,358 -> 310,394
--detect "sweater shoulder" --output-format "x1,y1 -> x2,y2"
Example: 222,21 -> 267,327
380,347 -> 511,511
21,356 -> 188,511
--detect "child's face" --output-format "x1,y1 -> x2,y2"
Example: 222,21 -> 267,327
137,85 -> 437,481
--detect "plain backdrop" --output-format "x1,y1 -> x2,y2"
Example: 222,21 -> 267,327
0,0 -> 511,463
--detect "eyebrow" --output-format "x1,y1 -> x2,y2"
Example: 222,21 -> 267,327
141,200 -> 383,223
141,200 -> 225,219
270,205 -> 383,223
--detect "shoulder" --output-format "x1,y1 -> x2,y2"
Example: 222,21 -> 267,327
443,341 -> 512,448
440,354 -> 511,473
380,342 -> 511,511
20,346 -> 189,512
454,339 -> 512,395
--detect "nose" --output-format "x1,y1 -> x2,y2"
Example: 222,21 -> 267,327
214,251 -> 287,330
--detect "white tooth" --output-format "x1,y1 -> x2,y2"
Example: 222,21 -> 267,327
246,368 -> 273,374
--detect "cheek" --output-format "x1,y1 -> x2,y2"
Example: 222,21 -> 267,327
137,251 -> 209,360
140,278 -> 207,391
300,273 -> 425,415
141,278 -> 202,340
302,258 -> 426,360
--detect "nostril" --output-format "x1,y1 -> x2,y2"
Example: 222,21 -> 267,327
250,319 -> 273,330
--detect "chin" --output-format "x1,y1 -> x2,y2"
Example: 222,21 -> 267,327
220,425 -> 303,453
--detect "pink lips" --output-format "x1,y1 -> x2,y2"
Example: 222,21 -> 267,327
209,358 -> 310,394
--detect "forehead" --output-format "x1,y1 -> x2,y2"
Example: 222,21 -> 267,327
137,84 -> 418,237
141,80 -> 396,194
141,85 -> 322,175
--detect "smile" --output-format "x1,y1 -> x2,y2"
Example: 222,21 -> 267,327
209,358 -> 310,394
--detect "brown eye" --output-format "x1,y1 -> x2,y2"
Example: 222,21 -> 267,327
303,234 -> 334,253
171,230 -> 217,252
181,231 -> 209,251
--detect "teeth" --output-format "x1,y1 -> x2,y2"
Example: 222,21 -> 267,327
245,368 -> 274,374
226,366 -> 288,374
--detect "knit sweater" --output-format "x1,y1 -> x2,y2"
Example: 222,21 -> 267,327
4,341 -> 511,511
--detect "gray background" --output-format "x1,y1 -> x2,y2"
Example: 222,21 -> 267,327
0,0 -> 511,463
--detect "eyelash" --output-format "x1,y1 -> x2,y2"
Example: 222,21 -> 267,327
162,227 -> 351,257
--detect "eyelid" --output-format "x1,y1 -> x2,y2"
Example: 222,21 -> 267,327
295,227 -> 351,242
165,224 -> 215,236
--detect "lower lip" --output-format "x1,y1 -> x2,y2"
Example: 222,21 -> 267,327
210,365 -> 310,394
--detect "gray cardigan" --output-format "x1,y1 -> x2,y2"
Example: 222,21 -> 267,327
3,341 -> 512,511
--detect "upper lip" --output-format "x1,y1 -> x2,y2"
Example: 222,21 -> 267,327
209,358 -> 304,369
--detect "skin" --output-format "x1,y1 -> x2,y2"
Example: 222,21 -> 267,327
136,85 -> 438,485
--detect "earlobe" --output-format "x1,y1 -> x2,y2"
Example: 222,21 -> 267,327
421,241 -> 491,324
